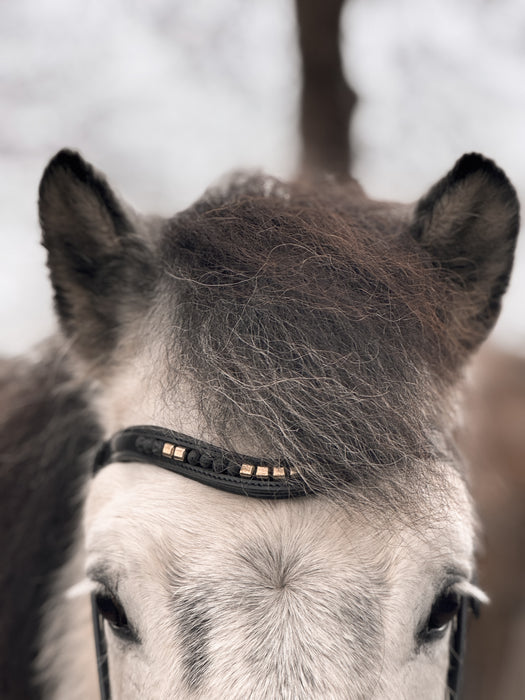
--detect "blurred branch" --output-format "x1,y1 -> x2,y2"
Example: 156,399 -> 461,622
295,0 -> 356,180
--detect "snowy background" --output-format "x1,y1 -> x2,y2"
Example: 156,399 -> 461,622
1,0 -> 524,356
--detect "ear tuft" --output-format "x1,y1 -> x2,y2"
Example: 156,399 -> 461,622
410,153 -> 520,354
443,152 -> 513,187
412,153 -> 519,246
41,148 -> 100,184
39,149 -> 129,256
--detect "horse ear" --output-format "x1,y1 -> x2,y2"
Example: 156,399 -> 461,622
40,149 -> 154,361
410,153 -> 520,353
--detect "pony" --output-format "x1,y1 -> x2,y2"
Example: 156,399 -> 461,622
0,149 -> 519,699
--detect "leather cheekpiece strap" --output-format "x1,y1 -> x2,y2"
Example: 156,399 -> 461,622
447,594 -> 469,698
91,593 -> 110,700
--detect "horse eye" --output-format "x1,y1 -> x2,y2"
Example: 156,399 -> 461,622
94,589 -> 137,643
421,589 -> 461,643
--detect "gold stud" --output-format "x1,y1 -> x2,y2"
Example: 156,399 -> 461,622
256,466 -> 269,478
162,442 -> 175,458
273,466 -> 286,479
173,446 -> 187,461
289,467 -> 298,477
240,463 -> 255,477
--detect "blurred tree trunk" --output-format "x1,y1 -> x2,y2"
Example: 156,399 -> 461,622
295,0 -> 356,180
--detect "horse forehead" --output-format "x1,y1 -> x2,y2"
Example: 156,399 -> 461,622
86,464 -> 377,563
85,462 -> 474,584
84,464 -> 474,697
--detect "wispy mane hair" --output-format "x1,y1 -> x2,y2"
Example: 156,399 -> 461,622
158,176 -> 465,506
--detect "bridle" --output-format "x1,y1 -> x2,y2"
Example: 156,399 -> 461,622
91,425 -> 472,700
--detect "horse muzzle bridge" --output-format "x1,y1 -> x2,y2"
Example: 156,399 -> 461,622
91,425 -> 471,700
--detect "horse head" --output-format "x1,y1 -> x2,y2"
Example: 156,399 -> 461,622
39,150 -> 519,699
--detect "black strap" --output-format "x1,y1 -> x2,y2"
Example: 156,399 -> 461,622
94,425 -> 312,499
91,593 -> 110,700
447,594 -> 469,698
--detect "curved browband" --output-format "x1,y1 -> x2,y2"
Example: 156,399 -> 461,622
94,425 -> 312,499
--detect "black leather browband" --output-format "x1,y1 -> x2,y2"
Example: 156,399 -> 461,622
94,425 -> 312,498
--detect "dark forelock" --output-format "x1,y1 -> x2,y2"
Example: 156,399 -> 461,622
156,175 -> 462,507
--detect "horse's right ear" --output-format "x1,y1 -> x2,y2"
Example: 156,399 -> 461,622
409,153 -> 520,356
39,149 -> 154,361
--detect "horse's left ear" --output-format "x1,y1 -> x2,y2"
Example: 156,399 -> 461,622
410,153 -> 520,353
40,149 -> 154,361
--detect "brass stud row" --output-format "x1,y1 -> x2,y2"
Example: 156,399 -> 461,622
240,463 -> 292,479
162,442 -> 187,461
162,442 -> 296,481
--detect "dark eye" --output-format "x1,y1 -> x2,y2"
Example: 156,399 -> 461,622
94,589 -> 138,643
421,589 -> 461,643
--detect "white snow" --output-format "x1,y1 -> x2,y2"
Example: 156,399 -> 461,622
1,0 -> 524,355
